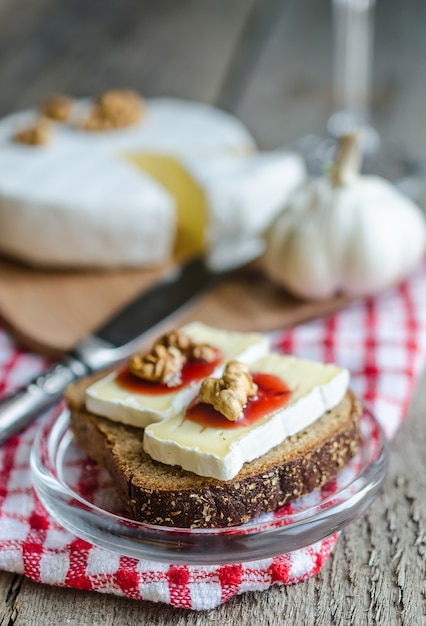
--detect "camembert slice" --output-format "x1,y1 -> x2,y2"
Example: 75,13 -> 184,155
85,322 -> 270,428
143,353 -> 350,481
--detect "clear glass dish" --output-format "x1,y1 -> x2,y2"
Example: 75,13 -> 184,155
30,406 -> 388,565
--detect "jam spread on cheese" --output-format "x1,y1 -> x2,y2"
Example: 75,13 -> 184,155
116,349 -> 222,395
185,372 -> 291,429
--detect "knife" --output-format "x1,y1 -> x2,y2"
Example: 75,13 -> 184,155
0,256 -> 227,444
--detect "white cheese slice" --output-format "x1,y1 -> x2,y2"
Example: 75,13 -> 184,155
143,353 -> 350,481
174,150 -> 306,269
85,322 -> 270,428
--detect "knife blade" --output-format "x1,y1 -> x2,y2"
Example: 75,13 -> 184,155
0,256 -> 223,443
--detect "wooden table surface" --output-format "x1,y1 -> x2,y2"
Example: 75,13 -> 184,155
0,0 -> 425,623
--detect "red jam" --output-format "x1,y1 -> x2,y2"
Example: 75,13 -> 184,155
185,372 -> 292,429
115,349 -> 222,395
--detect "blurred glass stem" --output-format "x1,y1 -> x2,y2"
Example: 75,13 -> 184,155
328,0 -> 380,153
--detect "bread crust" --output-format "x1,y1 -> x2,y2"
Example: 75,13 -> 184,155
67,374 -> 361,529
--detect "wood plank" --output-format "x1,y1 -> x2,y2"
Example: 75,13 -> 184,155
232,0 -> 426,159
0,0 -> 255,115
216,0 -> 287,112
373,0 -> 426,151
233,0 -> 334,148
0,572 -> 22,625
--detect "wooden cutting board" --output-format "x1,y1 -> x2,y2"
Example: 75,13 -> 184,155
0,257 -> 351,358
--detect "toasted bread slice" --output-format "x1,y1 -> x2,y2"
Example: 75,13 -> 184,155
66,373 -> 361,529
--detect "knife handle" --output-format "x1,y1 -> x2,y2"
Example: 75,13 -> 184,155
0,357 -> 89,444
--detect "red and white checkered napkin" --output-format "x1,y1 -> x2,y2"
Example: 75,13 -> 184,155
0,263 -> 426,611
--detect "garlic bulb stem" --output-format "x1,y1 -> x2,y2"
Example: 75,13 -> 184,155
331,132 -> 361,187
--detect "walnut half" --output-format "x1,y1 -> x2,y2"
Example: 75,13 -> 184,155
129,345 -> 186,387
42,94 -> 74,122
199,361 -> 258,421
128,330 -> 216,386
82,89 -> 143,131
158,330 -> 216,363
13,117 -> 52,146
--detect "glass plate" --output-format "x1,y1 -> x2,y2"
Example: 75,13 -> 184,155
30,407 -> 388,565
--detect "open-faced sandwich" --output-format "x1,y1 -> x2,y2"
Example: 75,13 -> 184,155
65,322 -> 361,529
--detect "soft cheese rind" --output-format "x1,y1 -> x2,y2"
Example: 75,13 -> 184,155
143,353 -> 350,480
85,322 -> 270,428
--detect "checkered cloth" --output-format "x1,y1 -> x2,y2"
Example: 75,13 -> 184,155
0,262 -> 426,610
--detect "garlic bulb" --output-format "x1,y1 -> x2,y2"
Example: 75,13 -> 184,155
262,134 -> 426,300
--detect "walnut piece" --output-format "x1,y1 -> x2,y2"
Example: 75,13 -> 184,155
42,94 -> 74,122
128,330 -> 215,386
199,361 -> 258,421
82,89 -> 143,131
13,117 -> 52,146
129,345 -> 186,387
158,330 -> 216,363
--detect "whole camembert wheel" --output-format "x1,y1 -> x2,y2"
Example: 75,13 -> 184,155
0,94 -> 304,269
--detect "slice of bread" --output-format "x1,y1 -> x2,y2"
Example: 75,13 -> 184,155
66,372 -> 361,529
